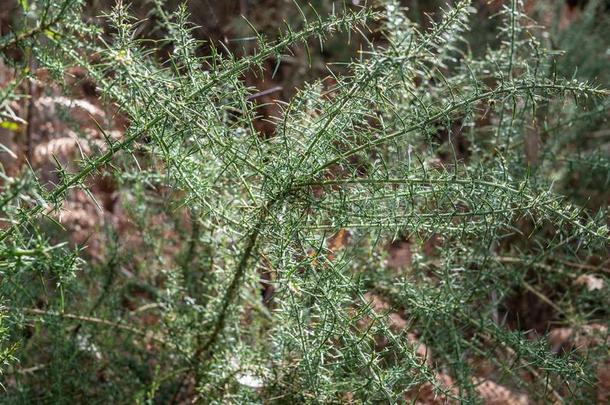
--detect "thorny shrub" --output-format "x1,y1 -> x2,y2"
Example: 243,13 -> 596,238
0,0 -> 608,403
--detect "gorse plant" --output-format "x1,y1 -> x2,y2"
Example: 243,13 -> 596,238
0,0 -> 608,403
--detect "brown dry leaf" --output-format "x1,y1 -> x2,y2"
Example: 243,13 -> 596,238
548,323 -> 608,353
307,228 -> 351,266
32,128 -> 116,166
407,332 -> 432,365
57,197 -> 101,256
33,136 -> 87,164
548,327 -> 573,353
404,373 -> 458,404
36,96 -> 105,119
327,228 -> 351,254
386,239 -> 411,269
597,358 -> 610,404
363,292 -> 390,313
360,293 -> 432,364
406,376 -> 529,404
574,324 -> 609,350
574,274 -> 605,292
473,378 -> 529,405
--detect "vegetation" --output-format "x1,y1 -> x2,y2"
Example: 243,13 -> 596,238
0,0 -> 608,403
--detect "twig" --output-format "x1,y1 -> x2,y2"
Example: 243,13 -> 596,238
24,58 -> 36,162
497,256 -> 610,275
552,258 -> 610,274
21,308 -> 168,346
16,363 -> 47,375
522,281 -> 565,316
246,86 -> 283,101
193,209 -> 268,362
0,0 -> 74,52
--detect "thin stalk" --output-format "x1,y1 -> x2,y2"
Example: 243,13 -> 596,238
0,0 -> 75,52
307,84 -> 607,178
0,113 -> 165,243
192,203 -> 272,363
20,308 -> 167,345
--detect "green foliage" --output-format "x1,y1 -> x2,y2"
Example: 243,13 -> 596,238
0,0 -> 608,403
